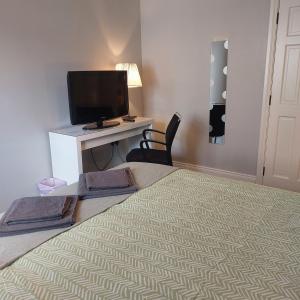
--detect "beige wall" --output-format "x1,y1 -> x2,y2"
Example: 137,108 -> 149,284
0,0 -> 142,212
140,0 -> 270,175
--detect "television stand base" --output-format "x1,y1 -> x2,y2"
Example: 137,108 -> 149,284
83,120 -> 120,130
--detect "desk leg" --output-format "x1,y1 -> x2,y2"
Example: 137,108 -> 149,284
49,133 -> 82,185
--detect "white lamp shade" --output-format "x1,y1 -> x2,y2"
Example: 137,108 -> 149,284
115,63 -> 142,88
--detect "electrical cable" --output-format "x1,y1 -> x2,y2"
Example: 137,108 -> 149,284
90,145 -> 114,171
115,143 -> 126,163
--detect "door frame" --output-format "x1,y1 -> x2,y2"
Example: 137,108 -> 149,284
256,0 -> 280,184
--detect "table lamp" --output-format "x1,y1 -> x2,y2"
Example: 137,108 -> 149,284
115,63 -> 142,121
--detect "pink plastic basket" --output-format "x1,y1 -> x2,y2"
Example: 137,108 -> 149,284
37,178 -> 67,196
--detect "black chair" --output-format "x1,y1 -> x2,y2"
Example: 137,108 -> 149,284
126,113 -> 181,166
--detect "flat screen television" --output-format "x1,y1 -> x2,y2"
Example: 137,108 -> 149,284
67,71 -> 129,129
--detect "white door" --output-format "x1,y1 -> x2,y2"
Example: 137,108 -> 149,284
264,0 -> 300,192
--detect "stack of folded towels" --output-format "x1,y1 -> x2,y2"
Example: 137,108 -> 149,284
0,195 -> 78,236
78,167 -> 138,200
0,167 -> 137,236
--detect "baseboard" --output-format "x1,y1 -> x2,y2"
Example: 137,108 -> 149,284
173,161 -> 256,183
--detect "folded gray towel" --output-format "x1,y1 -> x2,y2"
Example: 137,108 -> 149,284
4,196 -> 70,225
0,196 -> 78,236
78,169 -> 138,200
85,168 -> 132,190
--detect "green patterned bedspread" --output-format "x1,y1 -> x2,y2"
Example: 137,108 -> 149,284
0,169 -> 299,300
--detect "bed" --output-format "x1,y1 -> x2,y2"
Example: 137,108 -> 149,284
0,162 -> 299,299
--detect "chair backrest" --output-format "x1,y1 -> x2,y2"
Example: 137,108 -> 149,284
165,113 -> 181,152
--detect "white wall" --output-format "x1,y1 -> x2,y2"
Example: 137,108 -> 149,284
0,0 -> 142,212
140,0 -> 270,175
0,0 -> 272,211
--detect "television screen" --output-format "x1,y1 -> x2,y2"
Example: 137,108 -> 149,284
67,71 -> 129,125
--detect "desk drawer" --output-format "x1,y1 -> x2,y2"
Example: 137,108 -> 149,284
81,125 -> 150,150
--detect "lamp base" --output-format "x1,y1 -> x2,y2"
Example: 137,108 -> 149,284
122,115 -> 137,122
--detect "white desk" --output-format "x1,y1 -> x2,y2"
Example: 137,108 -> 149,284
49,117 -> 153,184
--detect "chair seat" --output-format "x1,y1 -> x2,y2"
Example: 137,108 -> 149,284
126,148 -> 171,165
